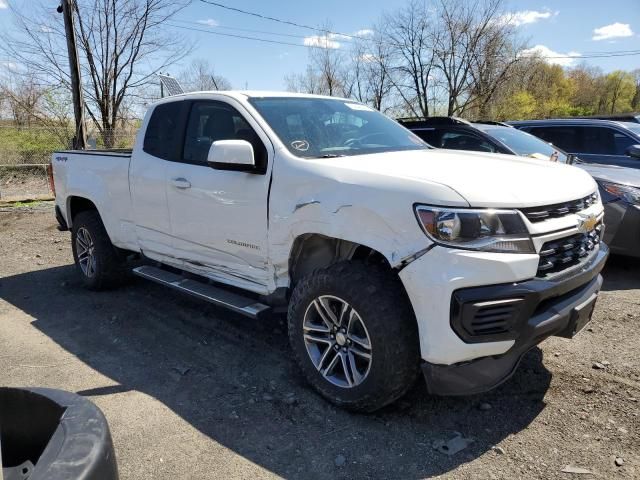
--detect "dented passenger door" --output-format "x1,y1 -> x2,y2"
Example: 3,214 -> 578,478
164,98 -> 274,294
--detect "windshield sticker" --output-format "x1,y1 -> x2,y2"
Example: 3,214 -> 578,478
344,102 -> 374,112
291,140 -> 310,151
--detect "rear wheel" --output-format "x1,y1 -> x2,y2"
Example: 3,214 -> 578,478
71,210 -> 124,290
288,261 -> 420,412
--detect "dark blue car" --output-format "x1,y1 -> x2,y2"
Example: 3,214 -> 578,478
509,119 -> 640,169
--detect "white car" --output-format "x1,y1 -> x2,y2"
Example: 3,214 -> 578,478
51,92 -> 608,412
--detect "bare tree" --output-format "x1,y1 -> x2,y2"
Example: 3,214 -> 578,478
351,28 -> 395,111
284,23 -> 350,98
309,32 -> 348,96
0,66 -> 75,144
431,0 -> 515,116
382,0 -> 435,117
466,16 -> 522,118
179,59 -> 232,92
0,72 -> 43,127
2,0 -> 191,147
285,65 -> 324,94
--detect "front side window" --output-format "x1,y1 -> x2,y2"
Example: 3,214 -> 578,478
612,131 -> 637,156
580,127 -> 626,155
625,124 -> 640,136
527,126 -> 580,153
480,126 -> 568,162
182,101 -> 267,169
248,97 -> 428,158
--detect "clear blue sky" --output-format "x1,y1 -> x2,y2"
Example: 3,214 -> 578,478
1,0 -> 639,90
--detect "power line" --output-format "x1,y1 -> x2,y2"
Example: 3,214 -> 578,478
170,22 -> 640,60
196,0 -> 640,59
198,0 -> 370,42
167,23 -> 314,48
38,2 -> 640,61
170,19 -> 312,40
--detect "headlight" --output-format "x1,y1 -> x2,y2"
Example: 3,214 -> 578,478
415,206 -> 535,253
599,181 -> 640,205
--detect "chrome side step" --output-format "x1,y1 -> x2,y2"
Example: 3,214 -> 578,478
132,265 -> 270,318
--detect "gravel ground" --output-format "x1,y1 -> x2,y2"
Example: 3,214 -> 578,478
0,203 -> 638,479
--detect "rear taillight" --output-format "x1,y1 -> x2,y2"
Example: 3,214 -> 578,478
47,163 -> 56,197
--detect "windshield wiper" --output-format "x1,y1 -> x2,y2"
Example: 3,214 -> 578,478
312,154 -> 346,158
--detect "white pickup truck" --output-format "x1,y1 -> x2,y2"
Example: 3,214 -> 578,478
51,92 -> 608,412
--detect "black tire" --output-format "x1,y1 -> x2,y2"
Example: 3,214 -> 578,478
288,261 -> 420,412
71,210 -> 124,290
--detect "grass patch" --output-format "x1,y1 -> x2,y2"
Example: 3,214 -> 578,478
10,200 -> 43,207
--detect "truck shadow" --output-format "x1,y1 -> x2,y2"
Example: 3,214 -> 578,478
0,265 -> 552,479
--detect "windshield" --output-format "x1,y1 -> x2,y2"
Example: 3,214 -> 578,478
248,97 -> 429,158
477,126 -> 569,163
623,123 -> 640,136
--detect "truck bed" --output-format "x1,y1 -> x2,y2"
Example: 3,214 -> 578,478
52,149 -> 136,251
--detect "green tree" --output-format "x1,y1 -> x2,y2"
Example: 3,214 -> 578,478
600,71 -> 636,113
495,90 -> 536,120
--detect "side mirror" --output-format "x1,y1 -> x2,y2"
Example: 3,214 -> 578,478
207,140 -> 255,171
625,144 -> 640,159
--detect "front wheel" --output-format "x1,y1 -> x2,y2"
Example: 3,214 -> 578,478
288,261 -> 420,412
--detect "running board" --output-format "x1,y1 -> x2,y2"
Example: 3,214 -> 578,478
132,265 -> 270,318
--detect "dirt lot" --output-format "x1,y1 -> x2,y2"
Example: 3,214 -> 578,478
1,203 -> 638,479
0,168 -> 52,200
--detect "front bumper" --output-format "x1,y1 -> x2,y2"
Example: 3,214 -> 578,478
603,202 -> 640,258
421,244 -> 608,395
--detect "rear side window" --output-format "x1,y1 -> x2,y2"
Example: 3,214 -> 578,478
143,101 -> 184,160
182,101 -> 268,171
439,130 -> 496,153
408,128 -> 440,147
527,127 -> 580,153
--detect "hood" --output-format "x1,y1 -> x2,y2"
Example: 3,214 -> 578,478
315,148 -> 596,208
574,161 -> 640,188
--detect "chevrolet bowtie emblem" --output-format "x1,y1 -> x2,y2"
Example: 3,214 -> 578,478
577,213 -> 598,234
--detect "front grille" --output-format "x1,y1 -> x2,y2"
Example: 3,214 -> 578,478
536,223 -> 602,277
466,298 -> 523,336
520,193 -> 598,223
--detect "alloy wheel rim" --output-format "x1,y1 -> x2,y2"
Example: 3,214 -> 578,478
76,227 -> 96,278
302,295 -> 372,388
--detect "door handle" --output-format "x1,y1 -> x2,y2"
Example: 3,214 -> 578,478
171,178 -> 191,189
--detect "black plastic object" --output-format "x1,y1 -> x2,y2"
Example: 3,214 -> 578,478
0,387 -> 118,480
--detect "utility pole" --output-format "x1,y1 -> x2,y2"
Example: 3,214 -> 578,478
59,0 -> 87,149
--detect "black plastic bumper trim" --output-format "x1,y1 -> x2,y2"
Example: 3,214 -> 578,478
424,244 -> 608,396
450,244 -> 608,344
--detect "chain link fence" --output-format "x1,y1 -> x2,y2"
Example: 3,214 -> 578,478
0,123 -> 138,200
